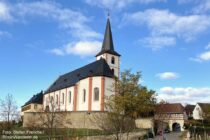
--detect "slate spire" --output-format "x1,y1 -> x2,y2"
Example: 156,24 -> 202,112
102,16 -> 114,51
96,15 -> 120,57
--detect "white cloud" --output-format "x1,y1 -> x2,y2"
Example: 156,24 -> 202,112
156,72 -> 179,80
50,48 -> 65,56
192,51 -> 210,62
158,87 -> 210,104
0,1 -> 103,57
122,9 -> 210,44
191,42 -> 210,62
140,36 -> 176,50
178,0 -> 198,4
13,1 -> 102,40
85,0 -> 166,10
50,41 -> 101,57
0,1 -> 13,22
193,0 -> 210,14
205,42 -> 210,50
0,30 -> 11,38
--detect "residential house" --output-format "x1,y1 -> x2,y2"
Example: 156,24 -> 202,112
185,104 -> 195,118
155,103 -> 188,131
193,103 -> 210,120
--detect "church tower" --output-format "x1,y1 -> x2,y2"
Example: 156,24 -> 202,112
96,17 -> 121,78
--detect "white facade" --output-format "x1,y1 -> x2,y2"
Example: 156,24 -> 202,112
43,76 -> 115,112
193,104 -> 203,120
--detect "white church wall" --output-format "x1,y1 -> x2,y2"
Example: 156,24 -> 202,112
54,90 -> 60,110
77,78 -> 89,111
66,86 -> 74,111
59,88 -> 66,111
43,76 -> 115,112
92,76 -> 102,111
105,77 -> 115,104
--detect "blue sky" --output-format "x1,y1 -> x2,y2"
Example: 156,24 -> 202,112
0,0 -> 210,107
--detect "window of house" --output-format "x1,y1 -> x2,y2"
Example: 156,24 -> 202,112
111,57 -> 115,64
69,91 -> 71,103
94,87 -> 99,101
83,89 -> 86,102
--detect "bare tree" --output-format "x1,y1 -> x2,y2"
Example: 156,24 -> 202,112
25,97 -> 71,139
0,94 -> 19,130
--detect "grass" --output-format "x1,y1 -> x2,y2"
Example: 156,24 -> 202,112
1,123 -> 148,139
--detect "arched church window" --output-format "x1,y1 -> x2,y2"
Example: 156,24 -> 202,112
46,97 -> 49,105
50,96 -> 54,103
94,87 -> 99,101
62,93 -> 64,104
83,89 -> 86,102
111,56 -> 115,64
56,95 -> 58,104
69,91 -> 71,103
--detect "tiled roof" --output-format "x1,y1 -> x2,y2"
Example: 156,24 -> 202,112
45,58 -> 114,94
185,104 -> 195,115
22,91 -> 43,107
198,103 -> 210,113
156,103 -> 185,114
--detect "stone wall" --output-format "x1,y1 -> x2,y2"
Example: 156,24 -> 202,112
135,117 -> 154,130
23,111 -> 105,129
23,112 -> 154,131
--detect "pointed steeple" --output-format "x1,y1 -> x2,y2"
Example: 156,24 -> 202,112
96,16 -> 120,57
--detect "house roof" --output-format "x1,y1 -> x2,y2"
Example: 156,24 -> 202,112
96,18 -> 120,57
156,103 -> 185,114
198,103 -> 210,113
185,104 -> 195,115
45,58 -> 114,94
22,91 -> 43,107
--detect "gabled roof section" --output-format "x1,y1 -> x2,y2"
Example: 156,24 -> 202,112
45,58 -> 114,94
96,18 -> 120,57
198,103 -> 210,113
156,103 -> 185,114
185,104 -> 195,115
22,91 -> 43,107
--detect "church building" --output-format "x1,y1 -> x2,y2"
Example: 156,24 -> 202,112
43,17 -> 121,112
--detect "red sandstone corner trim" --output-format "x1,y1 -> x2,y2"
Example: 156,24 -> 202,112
74,85 -> 78,111
88,77 -> 93,112
101,77 -> 105,111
